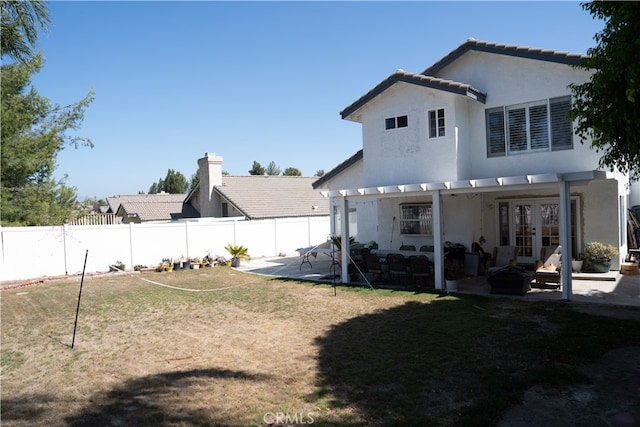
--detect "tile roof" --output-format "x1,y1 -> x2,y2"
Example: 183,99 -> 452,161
116,200 -> 199,221
340,71 -> 486,119
215,176 -> 329,219
106,193 -> 188,213
422,38 -> 589,75
312,149 -> 363,189
340,39 -> 588,120
107,193 -> 196,221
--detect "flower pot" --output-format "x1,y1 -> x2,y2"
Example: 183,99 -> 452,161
192,263 -> 199,269
571,260 -> 583,273
231,257 -> 241,267
445,279 -> 458,292
182,261 -> 190,270
173,262 -> 181,270
584,259 -> 611,273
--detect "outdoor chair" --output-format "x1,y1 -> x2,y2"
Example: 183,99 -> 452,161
364,252 -> 388,284
532,245 -> 562,289
387,253 -> 410,285
399,244 -> 416,251
409,255 -> 432,288
487,246 -> 519,274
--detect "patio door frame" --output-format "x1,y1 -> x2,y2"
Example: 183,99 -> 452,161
499,197 -> 580,265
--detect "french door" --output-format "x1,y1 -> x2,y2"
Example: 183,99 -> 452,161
500,198 -> 578,265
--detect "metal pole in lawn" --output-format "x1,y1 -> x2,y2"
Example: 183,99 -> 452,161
71,250 -> 89,349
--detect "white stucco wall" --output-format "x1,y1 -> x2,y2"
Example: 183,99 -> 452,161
358,83 -> 462,187
354,51 -> 607,188
329,46 -> 630,273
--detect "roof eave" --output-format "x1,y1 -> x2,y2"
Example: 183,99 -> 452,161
340,72 -> 486,120
423,39 -> 590,75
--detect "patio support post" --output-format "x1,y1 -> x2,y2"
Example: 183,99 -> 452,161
340,197 -> 350,283
559,180 -> 573,300
432,190 -> 445,290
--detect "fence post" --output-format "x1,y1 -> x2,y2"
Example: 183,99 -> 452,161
129,222 -> 135,271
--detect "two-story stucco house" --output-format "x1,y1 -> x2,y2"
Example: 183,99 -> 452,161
313,39 -> 635,299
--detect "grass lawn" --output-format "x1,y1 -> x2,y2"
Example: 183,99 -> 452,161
1,267 -> 639,426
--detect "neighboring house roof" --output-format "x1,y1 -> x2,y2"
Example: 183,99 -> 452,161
107,193 -> 197,221
340,38 -> 588,120
215,176 -> 329,219
313,149 -> 363,189
423,38 -> 588,75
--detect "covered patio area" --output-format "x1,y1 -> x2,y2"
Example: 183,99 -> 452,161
237,254 -> 640,308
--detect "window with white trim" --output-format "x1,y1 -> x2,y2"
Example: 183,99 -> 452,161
399,203 -> 433,235
486,96 -> 572,157
385,115 -> 408,130
428,108 -> 445,138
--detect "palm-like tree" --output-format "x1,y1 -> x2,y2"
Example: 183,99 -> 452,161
1,0 -> 50,62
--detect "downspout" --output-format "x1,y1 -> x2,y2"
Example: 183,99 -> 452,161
63,224 -> 69,276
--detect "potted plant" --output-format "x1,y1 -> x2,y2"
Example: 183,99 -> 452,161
582,242 -> 619,273
571,253 -> 583,273
224,244 -> 250,267
330,235 -> 356,250
190,257 -> 201,269
444,266 -> 465,292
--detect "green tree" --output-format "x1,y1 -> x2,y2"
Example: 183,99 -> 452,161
1,0 -> 50,63
283,167 -> 302,176
265,161 -> 281,176
570,1 -> 640,181
315,169 -> 325,177
148,169 -> 188,194
189,171 -> 199,192
249,161 -> 265,175
1,0 -> 94,226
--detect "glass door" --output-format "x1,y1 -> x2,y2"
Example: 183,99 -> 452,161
513,203 -> 534,263
500,198 -> 578,265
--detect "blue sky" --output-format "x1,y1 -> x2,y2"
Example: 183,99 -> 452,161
32,1 -> 604,199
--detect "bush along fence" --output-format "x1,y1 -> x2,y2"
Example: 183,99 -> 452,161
0,216 -> 330,282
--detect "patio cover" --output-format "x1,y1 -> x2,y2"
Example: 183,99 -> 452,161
322,170 -> 612,300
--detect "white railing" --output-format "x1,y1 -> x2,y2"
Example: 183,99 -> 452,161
68,213 -> 121,226
0,216 -> 330,281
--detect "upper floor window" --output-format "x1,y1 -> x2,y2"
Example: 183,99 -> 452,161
385,115 -> 408,130
400,203 -> 433,235
486,96 -> 572,157
428,108 -> 445,138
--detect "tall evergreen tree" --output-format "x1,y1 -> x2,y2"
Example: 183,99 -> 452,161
148,169 -> 188,194
1,0 -> 94,225
249,161 -> 265,175
265,161 -> 281,176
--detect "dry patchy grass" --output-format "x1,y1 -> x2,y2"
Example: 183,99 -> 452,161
1,267 -> 639,426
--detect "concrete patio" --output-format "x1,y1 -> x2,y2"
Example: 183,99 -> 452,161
237,254 -> 640,308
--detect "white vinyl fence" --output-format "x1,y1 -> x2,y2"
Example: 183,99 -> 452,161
1,216 -> 330,282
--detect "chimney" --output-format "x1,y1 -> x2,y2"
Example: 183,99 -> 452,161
197,152 -> 223,217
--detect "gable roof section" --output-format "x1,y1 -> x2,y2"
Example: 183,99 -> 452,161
116,199 -> 199,221
340,70 -> 486,119
423,38 -> 588,75
341,39 -> 588,121
313,149 -> 363,189
215,176 -> 329,220
106,194 -> 187,213
107,193 -> 197,221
